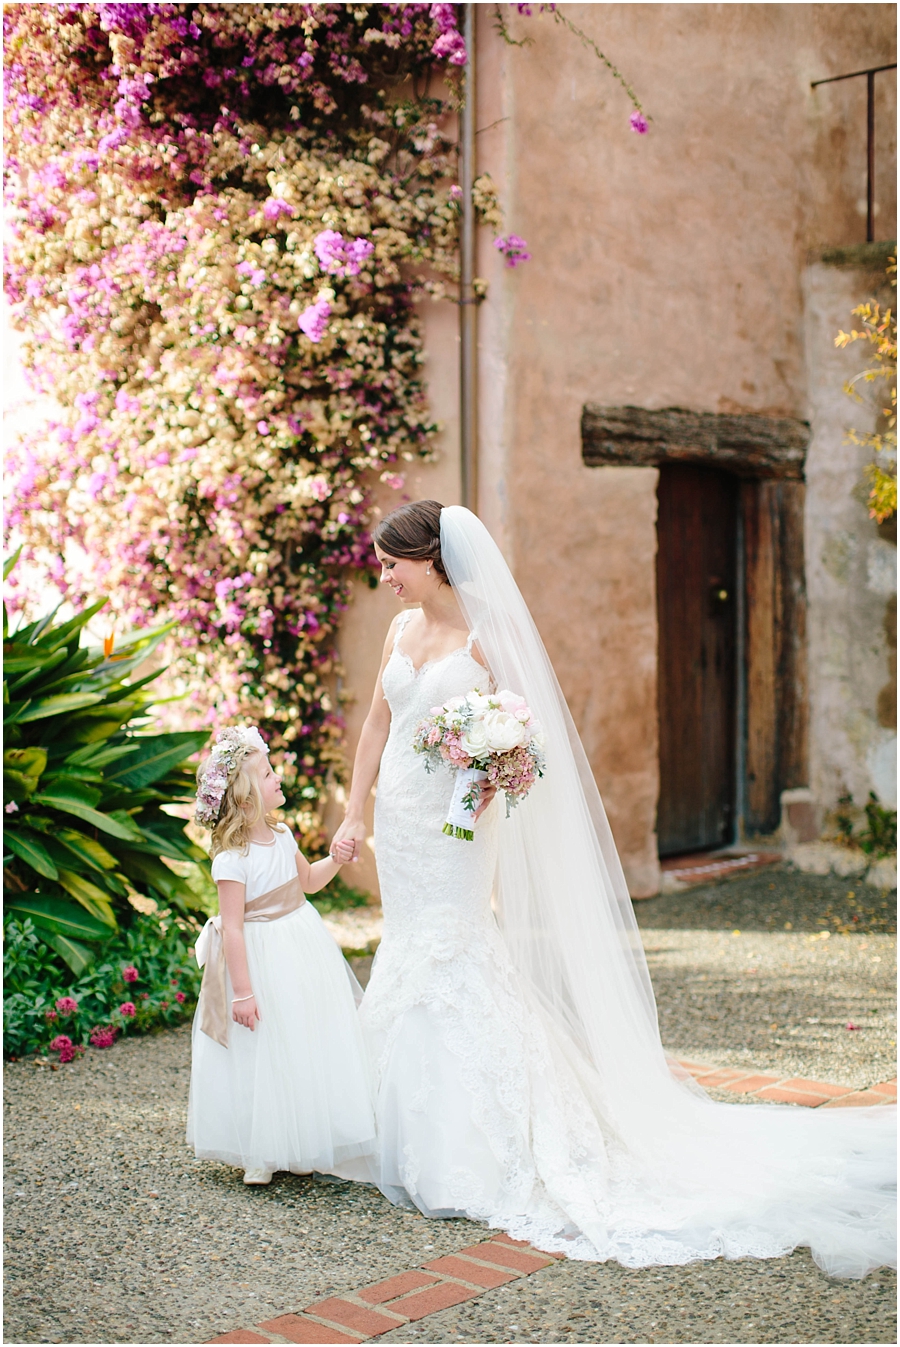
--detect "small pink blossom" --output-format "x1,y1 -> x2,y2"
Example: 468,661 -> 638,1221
298,299 -> 331,343
122,965 -> 138,983
119,1002 -> 136,1017
45,1009 -> 58,1022
175,991 -> 186,1003
89,1025 -> 118,1048
630,110 -> 649,135
55,997 -> 78,1015
5,801 -> 20,814
493,234 -> 531,268
262,196 -> 294,220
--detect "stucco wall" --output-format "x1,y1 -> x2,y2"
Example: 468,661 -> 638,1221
336,5 -> 896,898
803,254 -> 897,817
473,3 -> 895,893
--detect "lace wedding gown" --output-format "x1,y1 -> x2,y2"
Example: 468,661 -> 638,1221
342,610 -> 895,1276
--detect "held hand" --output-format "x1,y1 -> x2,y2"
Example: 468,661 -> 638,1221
472,783 -> 498,821
232,994 -> 261,1031
331,815 -> 366,863
329,837 -> 356,865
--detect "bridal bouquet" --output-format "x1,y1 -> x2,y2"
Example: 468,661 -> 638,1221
413,690 -> 546,839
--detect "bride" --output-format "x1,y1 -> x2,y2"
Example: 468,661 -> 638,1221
331,499 -> 895,1277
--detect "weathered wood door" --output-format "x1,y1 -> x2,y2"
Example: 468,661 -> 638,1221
656,464 -> 738,856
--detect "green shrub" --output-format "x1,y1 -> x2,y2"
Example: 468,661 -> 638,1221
4,914 -> 201,1059
860,792 -> 898,858
3,552 -> 210,973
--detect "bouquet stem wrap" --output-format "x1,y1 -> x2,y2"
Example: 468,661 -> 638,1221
443,767 -> 488,840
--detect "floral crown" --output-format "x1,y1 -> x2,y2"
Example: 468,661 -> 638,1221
195,725 -> 269,828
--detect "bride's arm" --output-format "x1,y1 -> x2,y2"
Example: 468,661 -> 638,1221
331,618 -> 397,862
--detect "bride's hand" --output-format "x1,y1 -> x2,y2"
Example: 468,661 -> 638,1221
473,783 -> 497,820
332,815 -> 366,863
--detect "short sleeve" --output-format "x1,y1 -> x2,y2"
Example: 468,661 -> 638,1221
211,848 -> 249,885
278,826 -> 299,856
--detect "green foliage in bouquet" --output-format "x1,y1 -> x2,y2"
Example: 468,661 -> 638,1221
3,553 -> 210,974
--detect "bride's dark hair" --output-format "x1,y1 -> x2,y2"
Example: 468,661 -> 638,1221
373,499 -> 449,584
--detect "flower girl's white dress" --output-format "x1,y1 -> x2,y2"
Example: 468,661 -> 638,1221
186,826 -> 376,1175
335,609 -> 895,1278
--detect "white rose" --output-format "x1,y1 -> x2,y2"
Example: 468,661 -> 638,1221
482,710 -> 528,753
466,692 -> 493,715
461,720 -> 490,757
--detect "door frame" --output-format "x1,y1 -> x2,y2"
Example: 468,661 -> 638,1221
582,405 -> 810,839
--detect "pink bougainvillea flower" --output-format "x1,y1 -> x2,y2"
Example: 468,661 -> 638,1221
119,1002 -> 136,1017
629,110 -> 649,135
122,965 -> 138,983
262,196 -> 294,220
493,234 -> 531,268
298,299 -> 331,342
55,997 -> 78,1015
5,801 -> 19,814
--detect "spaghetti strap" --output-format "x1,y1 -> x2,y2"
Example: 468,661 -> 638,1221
465,628 -> 477,654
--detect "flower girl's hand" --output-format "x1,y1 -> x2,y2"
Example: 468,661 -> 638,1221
330,838 -> 356,865
472,782 -> 497,821
332,815 -> 365,863
232,994 -> 261,1031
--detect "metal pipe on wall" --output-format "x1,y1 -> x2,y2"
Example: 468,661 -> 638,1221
459,2 -> 478,514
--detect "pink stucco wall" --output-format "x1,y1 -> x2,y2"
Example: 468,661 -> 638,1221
336,5 -> 896,899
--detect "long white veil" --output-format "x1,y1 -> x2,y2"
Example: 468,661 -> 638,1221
440,505 -> 895,1278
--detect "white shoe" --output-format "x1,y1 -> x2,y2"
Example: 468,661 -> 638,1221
243,1167 -> 274,1185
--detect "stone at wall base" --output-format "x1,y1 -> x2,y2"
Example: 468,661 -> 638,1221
789,842 -> 897,889
789,841 -> 866,877
866,856 -> 898,890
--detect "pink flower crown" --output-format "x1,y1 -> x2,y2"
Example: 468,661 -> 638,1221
195,725 -> 269,827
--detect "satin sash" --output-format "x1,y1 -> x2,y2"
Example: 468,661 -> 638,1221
195,874 -> 306,1047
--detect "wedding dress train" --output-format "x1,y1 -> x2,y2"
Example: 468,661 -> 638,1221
337,512 -> 895,1278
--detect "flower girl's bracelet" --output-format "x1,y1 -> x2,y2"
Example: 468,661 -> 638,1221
232,994 -> 254,1003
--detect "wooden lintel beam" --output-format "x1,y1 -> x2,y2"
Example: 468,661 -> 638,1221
582,405 -> 810,480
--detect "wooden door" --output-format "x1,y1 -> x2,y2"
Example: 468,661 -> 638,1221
656,464 -> 738,856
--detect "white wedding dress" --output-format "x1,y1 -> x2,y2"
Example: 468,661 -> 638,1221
338,511 -> 895,1278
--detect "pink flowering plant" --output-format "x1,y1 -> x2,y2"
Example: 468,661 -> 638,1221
4,2 -> 641,856
4,912 -> 202,1060
4,1 -> 476,854
413,689 -> 546,838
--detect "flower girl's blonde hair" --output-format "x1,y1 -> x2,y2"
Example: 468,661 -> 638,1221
208,751 -> 283,859
195,726 -> 283,859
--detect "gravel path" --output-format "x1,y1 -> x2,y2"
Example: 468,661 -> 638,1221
4,869 -> 895,1345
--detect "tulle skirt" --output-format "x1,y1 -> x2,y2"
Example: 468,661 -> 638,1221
186,902 -> 377,1174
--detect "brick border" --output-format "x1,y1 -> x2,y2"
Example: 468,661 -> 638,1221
207,1236 -> 560,1344
206,1066 -> 896,1345
676,1059 -> 897,1108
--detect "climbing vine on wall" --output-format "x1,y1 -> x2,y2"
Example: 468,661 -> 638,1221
4,3 -> 476,849
5,2 -> 645,850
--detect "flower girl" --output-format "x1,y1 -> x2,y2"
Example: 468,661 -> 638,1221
186,726 -> 376,1185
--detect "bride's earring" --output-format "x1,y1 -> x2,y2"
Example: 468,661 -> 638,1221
425,566 -> 432,577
